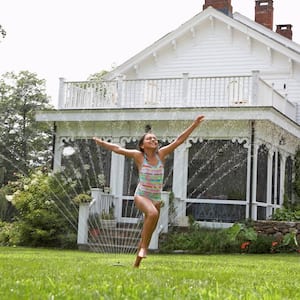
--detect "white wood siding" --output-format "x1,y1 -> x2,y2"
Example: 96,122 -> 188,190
123,18 -> 300,116
128,20 -> 275,78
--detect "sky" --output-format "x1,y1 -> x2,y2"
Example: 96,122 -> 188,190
0,0 -> 299,107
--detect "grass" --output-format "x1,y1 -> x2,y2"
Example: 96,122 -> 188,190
0,247 -> 299,299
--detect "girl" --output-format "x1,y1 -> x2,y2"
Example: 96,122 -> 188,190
93,114 -> 205,267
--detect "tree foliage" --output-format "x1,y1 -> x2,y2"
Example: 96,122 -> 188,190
87,70 -> 108,81
0,71 -> 53,183
0,169 -> 78,248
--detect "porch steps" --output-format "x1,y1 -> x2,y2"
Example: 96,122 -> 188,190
88,222 -> 141,253
88,243 -> 137,253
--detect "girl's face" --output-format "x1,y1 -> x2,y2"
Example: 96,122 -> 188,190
141,133 -> 158,151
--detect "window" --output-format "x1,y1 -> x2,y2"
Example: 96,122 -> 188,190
187,140 -> 247,200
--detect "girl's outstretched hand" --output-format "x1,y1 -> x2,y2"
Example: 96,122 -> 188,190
93,137 -> 103,145
194,115 -> 205,125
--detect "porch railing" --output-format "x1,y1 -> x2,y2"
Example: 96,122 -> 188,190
58,71 -> 296,121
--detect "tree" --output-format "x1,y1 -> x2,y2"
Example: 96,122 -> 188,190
87,70 -> 108,81
0,71 -> 53,183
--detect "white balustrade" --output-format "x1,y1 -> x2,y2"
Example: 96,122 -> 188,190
58,73 -> 296,122
59,75 -> 252,109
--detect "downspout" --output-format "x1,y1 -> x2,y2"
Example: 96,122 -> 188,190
51,122 -> 57,170
249,120 -> 255,220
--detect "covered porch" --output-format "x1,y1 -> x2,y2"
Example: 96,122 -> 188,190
44,112 -> 297,251
36,69 -> 300,251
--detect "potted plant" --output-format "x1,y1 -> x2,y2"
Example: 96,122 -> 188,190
100,204 -> 116,228
104,186 -> 111,194
87,213 -> 101,240
73,193 -> 92,205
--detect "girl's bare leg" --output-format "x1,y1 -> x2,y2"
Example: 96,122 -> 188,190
133,195 -> 160,267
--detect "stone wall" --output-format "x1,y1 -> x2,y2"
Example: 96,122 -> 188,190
253,221 -> 300,242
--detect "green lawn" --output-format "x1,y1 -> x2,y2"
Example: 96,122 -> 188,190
0,247 -> 299,300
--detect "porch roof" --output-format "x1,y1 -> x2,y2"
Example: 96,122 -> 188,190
36,106 -> 300,139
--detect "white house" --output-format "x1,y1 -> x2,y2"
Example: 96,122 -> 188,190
37,0 -> 300,237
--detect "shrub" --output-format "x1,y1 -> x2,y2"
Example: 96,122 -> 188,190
160,225 -> 241,254
0,170 -> 78,248
160,221 -> 300,254
224,222 -> 257,242
248,235 -> 274,253
0,221 -> 12,245
0,221 -> 21,246
271,208 -> 300,221
160,222 -> 272,254
275,230 -> 299,253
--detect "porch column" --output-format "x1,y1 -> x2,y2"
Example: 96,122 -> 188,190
273,150 -> 279,206
251,70 -> 260,105
245,141 -> 251,219
251,143 -> 259,220
110,138 -> 125,222
58,77 -> 65,109
172,142 -> 189,223
77,203 -> 89,246
266,148 -> 275,219
279,153 -> 287,206
52,137 -> 64,172
110,153 -> 124,196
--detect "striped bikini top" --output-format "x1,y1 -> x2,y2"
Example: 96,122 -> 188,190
138,154 -> 164,195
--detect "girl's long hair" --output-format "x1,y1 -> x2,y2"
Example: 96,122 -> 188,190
138,124 -> 152,152
138,133 -> 147,152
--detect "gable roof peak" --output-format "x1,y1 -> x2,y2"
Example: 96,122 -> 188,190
203,0 -> 233,17
108,4 -> 300,78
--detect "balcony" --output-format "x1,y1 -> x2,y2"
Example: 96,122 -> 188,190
57,72 -> 296,121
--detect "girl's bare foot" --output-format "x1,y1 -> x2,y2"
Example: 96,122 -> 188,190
133,248 -> 147,268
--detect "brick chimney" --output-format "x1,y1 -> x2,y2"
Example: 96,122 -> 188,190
276,24 -> 293,40
203,0 -> 233,16
255,0 -> 273,30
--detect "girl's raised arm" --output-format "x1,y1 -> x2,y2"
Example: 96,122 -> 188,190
159,115 -> 205,158
93,137 -> 139,158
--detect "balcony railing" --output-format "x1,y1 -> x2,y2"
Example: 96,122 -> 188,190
58,72 -> 296,121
